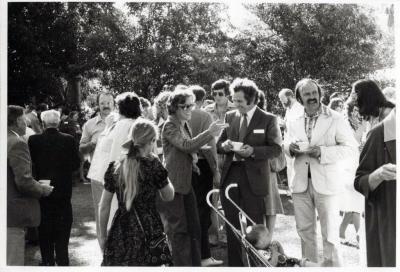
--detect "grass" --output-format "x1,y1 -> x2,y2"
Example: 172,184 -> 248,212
25,182 -> 366,266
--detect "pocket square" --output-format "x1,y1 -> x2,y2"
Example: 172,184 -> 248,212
253,129 -> 264,134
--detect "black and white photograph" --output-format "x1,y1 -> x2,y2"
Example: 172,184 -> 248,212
1,0 -> 398,268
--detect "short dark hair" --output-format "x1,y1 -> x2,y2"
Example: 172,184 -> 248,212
116,92 -> 141,119
257,90 -> 266,111
167,89 -> 195,115
8,105 -> 25,127
230,78 -> 259,105
294,78 -> 322,105
37,103 -> 48,112
211,79 -> 230,96
189,85 -> 206,102
96,92 -> 114,105
139,97 -> 151,108
352,79 -> 395,120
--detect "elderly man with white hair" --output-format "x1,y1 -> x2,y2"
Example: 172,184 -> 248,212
382,86 -> 396,104
28,109 -> 80,266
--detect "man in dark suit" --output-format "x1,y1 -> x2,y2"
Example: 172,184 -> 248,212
7,105 -> 54,266
217,78 -> 282,266
28,109 -> 80,266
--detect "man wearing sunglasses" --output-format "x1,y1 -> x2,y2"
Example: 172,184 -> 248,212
204,79 -> 236,123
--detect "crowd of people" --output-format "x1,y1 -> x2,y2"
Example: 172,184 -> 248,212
7,77 -> 396,267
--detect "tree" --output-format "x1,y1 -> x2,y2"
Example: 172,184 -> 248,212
249,3 -> 391,97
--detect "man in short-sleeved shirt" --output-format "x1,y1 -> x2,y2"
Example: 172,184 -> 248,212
79,93 -> 114,162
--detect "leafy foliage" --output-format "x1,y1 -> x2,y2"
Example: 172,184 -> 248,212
8,2 -> 394,112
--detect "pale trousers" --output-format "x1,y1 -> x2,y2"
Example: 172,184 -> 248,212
91,179 -> 118,241
7,227 -> 25,266
285,155 -> 294,190
292,178 -> 342,266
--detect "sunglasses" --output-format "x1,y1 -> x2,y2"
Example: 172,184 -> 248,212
213,91 -> 225,97
178,104 -> 195,110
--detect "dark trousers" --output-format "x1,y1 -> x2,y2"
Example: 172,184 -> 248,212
39,201 -> 73,266
221,162 -> 265,267
160,176 -> 201,266
192,159 -> 213,259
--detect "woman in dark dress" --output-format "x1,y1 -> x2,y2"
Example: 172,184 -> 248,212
98,119 -> 174,266
351,80 -> 396,267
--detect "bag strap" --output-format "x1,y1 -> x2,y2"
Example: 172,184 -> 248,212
133,207 -> 147,242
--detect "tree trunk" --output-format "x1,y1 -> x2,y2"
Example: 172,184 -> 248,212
66,75 -> 82,109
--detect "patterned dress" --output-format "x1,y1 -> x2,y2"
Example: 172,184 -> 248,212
102,155 -> 171,266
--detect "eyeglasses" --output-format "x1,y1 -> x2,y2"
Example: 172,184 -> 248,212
213,91 -> 225,97
178,104 -> 195,110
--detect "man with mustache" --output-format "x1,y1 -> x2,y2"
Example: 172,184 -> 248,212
79,91 -> 115,241
283,79 -> 358,266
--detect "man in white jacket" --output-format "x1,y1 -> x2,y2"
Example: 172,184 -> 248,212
284,79 -> 358,266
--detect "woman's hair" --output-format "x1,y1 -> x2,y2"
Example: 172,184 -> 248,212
116,119 -> 158,211
115,92 -> 141,119
328,98 -> 343,111
167,88 -> 195,115
352,79 -> 395,120
257,90 -> 266,111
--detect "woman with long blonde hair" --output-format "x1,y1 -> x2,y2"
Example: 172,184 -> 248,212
98,118 -> 174,266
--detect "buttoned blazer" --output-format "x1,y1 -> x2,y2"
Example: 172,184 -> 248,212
7,130 -> 42,227
284,106 -> 358,195
162,115 -> 214,194
217,107 -> 282,196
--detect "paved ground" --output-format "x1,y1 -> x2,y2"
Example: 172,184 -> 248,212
25,182 -> 366,266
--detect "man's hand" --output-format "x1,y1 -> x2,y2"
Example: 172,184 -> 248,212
308,146 -> 321,159
41,184 -> 54,197
221,139 -> 233,152
289,142 -> 301,157
235,144 -> 254,158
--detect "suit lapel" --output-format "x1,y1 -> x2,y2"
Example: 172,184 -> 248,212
310,114 -> 333,146
244,107 -> 262,139
292,115 -> 308,141
230,110 -> 241,141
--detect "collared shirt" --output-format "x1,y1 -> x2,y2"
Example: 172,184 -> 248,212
204,101 -> 236,122
304,105 -> 328,143
80,114 -> 107,160
240,105 -> 257,128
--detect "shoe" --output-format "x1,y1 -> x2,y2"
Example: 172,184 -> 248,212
201,257 -> 223,266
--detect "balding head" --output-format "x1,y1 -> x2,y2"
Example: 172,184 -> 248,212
278,88 -> 294,108
382,86 -> 396,103
41,109 -> 61,128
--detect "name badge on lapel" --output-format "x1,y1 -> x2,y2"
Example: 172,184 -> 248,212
253,129 -> 264,134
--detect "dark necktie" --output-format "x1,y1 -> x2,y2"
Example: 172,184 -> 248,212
239,113 -> 248,142
235,113 -> 248,160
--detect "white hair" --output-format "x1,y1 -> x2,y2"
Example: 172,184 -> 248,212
41,109 -> 61,128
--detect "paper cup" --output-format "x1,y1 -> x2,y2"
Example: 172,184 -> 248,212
231,141 -> 243,151
297,142 -> 310,152
39,179 -> 51,186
